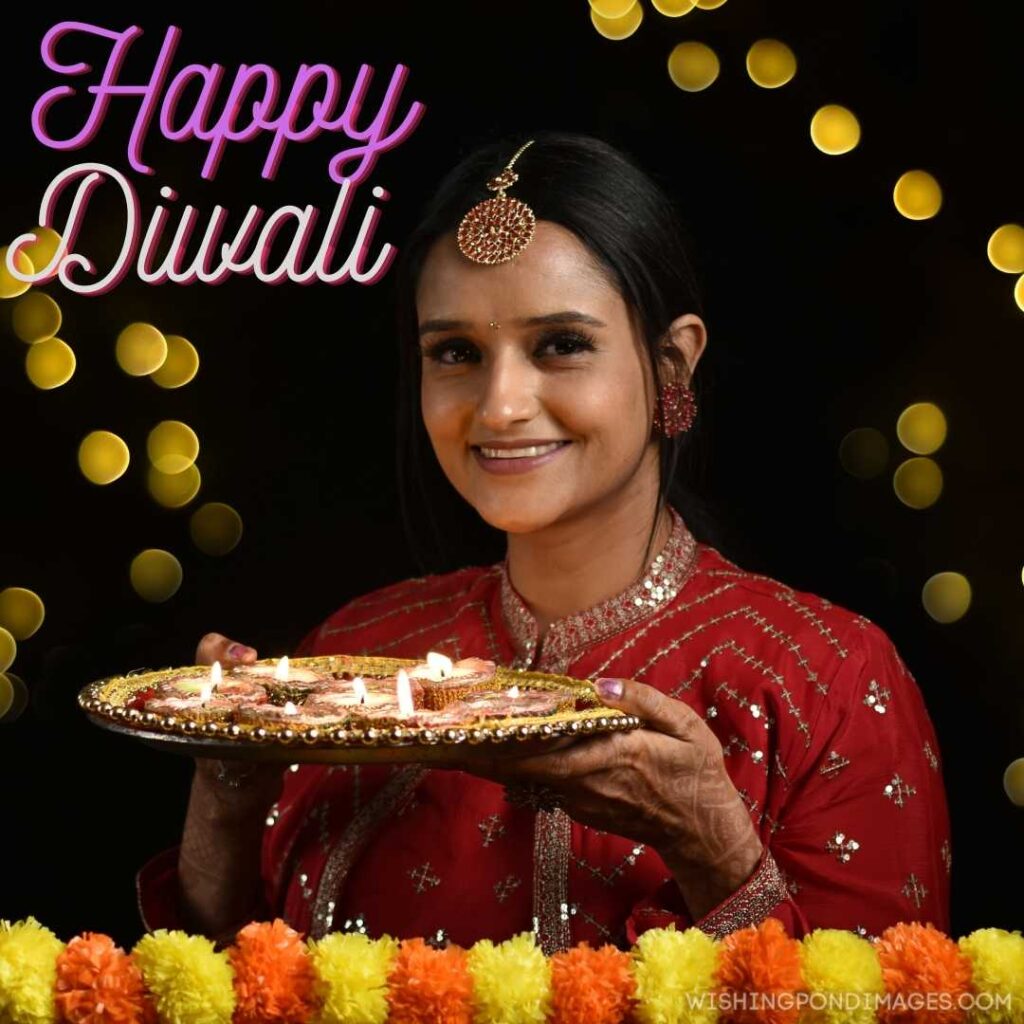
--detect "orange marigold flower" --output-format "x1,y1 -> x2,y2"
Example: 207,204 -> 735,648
229,919 -> 319,1024
550,943 -> 635,1024
54,932 -> 155,1024
875,922 -> 974,1024
715,917 -> 805,1024
387,938 -> 474,1024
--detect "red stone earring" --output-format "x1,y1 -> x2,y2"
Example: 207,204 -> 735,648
652,379 -> 697,437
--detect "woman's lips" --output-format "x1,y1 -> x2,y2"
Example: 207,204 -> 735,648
471,440 -> 572,475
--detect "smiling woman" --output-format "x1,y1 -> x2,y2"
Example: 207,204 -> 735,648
137,133 -> 951,953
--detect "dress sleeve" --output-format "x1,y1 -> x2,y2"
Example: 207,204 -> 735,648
626,622 -> 950,941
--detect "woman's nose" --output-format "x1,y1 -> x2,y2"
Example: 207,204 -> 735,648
476,350 -> 540,430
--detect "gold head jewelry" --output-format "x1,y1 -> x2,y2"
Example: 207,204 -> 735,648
457,140 -> 536,265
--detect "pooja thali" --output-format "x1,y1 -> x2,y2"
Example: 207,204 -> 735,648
78,653 -> 642,764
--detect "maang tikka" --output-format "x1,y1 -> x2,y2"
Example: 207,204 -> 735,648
457,140 -> 536,265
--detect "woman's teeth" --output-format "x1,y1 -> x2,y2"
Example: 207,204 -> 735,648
478,442 -> 568,459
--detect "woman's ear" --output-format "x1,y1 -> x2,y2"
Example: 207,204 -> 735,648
663,313 -> 707,383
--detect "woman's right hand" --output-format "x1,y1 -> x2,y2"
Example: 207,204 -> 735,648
191,632 -> 283,799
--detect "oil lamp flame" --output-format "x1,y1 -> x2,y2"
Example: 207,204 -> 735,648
506,685 -> 520,699
210,661 -> 222,686
353,676 -> 367,704
199,682 -> 213,702
274,656 -> 290,682
426,651 -> 453,680
283,701 -> 298,716
396,669 -> 415,716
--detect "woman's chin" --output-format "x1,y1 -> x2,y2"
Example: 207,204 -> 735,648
470,499 -> 567,536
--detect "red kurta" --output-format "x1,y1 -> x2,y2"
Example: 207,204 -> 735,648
138,507 -> 951,950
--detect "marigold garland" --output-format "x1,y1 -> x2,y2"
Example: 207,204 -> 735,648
715,917 -> 805,1024
54,932 -> 156,1024
874,922 -> 974,1024
385,938 -> 474,1024
228,919 -> 320,1024
549,942 -> 635,1024
132,929 -> 235,1024
466,932 -> 551,1024
1,917 -> 1022,1024
957,929 -> 1024,1024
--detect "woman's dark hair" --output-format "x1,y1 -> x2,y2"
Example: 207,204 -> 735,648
395,131 -> 717,574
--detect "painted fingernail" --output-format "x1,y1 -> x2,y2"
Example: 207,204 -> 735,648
596,677 -> 624,699
228,643 -> 253,659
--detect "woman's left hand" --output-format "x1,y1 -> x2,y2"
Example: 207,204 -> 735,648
461,676 -> 764,920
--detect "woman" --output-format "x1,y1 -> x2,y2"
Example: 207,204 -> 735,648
137,133 -> 950,953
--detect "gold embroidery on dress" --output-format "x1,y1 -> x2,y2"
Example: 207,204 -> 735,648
321,593 -> 454,636
902,872 -> 928,909
883,774 -> 917,808
494,875 -> 522,903
825,830 -> 861,863
409,862 -> 442,894
696,849 -> 790,938
533,807 -> 572,955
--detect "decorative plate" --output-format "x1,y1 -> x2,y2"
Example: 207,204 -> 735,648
78,654 -> 642,764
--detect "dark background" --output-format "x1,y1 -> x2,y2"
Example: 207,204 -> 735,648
1,1 -> 1021,942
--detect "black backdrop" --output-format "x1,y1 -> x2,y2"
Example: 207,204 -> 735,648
1,0 -> 1021,943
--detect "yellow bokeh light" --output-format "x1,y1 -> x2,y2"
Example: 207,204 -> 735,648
0,672 -> 29,723
26,338 -> 76,390
896,402 -> 947,455
694,0 -> 727,7
1015,275 -> 1024,313
150,334 -> 199,389
652,0 -> 695,15
148,463 -> 202,509
1003,758 -> 1024,808
0,588 -> 45,641
0,245 -> 34,300
590,1 -> 643,40
12,292 -> 62,344
893,457 -> 943,509
116,322 -> 168,376
839,428 -> 889,480
987,224 -> 1024,274
190,502 -> 244,556
810,105 -> 861,155
668,41 -> 720,92
921,571 -> 971,624
589,0 -> 636,16
893,171 -> 943,221
130,549 -> 183,603
78,430 -> 130,485
0,627 -> 15,673
21,227 -> 62,276
746,39 -> 797,88
148,420 -> 200,474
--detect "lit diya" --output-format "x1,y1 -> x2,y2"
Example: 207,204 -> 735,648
407,652 -> 497,709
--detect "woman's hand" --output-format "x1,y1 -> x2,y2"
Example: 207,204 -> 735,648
462,677 -> 763,921
192,632 -> 282,802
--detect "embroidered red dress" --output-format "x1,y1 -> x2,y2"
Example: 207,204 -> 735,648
137,507 -> 951,950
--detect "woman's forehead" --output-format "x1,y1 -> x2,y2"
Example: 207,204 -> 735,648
416,221 -> 622,321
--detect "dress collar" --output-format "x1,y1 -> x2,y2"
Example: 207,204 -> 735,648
497,506 -> 700,671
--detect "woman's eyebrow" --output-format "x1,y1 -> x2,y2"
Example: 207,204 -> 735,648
418,310 -> 606,335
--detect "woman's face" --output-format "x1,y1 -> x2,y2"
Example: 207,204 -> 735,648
415,221 -> 665,535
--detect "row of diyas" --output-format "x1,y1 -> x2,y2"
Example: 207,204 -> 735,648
127,652 -> 580,730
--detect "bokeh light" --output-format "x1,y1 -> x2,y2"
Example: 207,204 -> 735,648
0,673 -> 29,724
25,338 -> 76,390
130,549 -> 183,603
893,457 -> 943,509
590,1 -> 643,40
0,245 -> 34,299
78,430 -> 130,485
1003,758 -> 1024,808
921,571 -> 971,624
652,0 -> 694,14
897,402 -> 947,455
12,292 -> 62,344
20,226 -> 62,276
190,502 -> 244,556
1015,275 -> 1024,312
987,224 -> 1024,274
0,588 -> 45,641
147,420 -> 199,474
0,627 -> 15,673
810,105 -> 861,155
589,0 -> 635,16
839,428 -> 889,480
893,171 -> 943,221
746,39 -> 796,88
116,322 -> 168,376
148,463 -> 202,509
668,41 -> 720,92
694,0 -> 727,7
150,334 -> 199,389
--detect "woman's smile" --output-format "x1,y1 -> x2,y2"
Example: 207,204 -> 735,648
471,439 -> 574,474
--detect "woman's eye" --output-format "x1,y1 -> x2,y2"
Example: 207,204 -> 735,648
537,332 -> 596,357
424,340 -> 479,365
